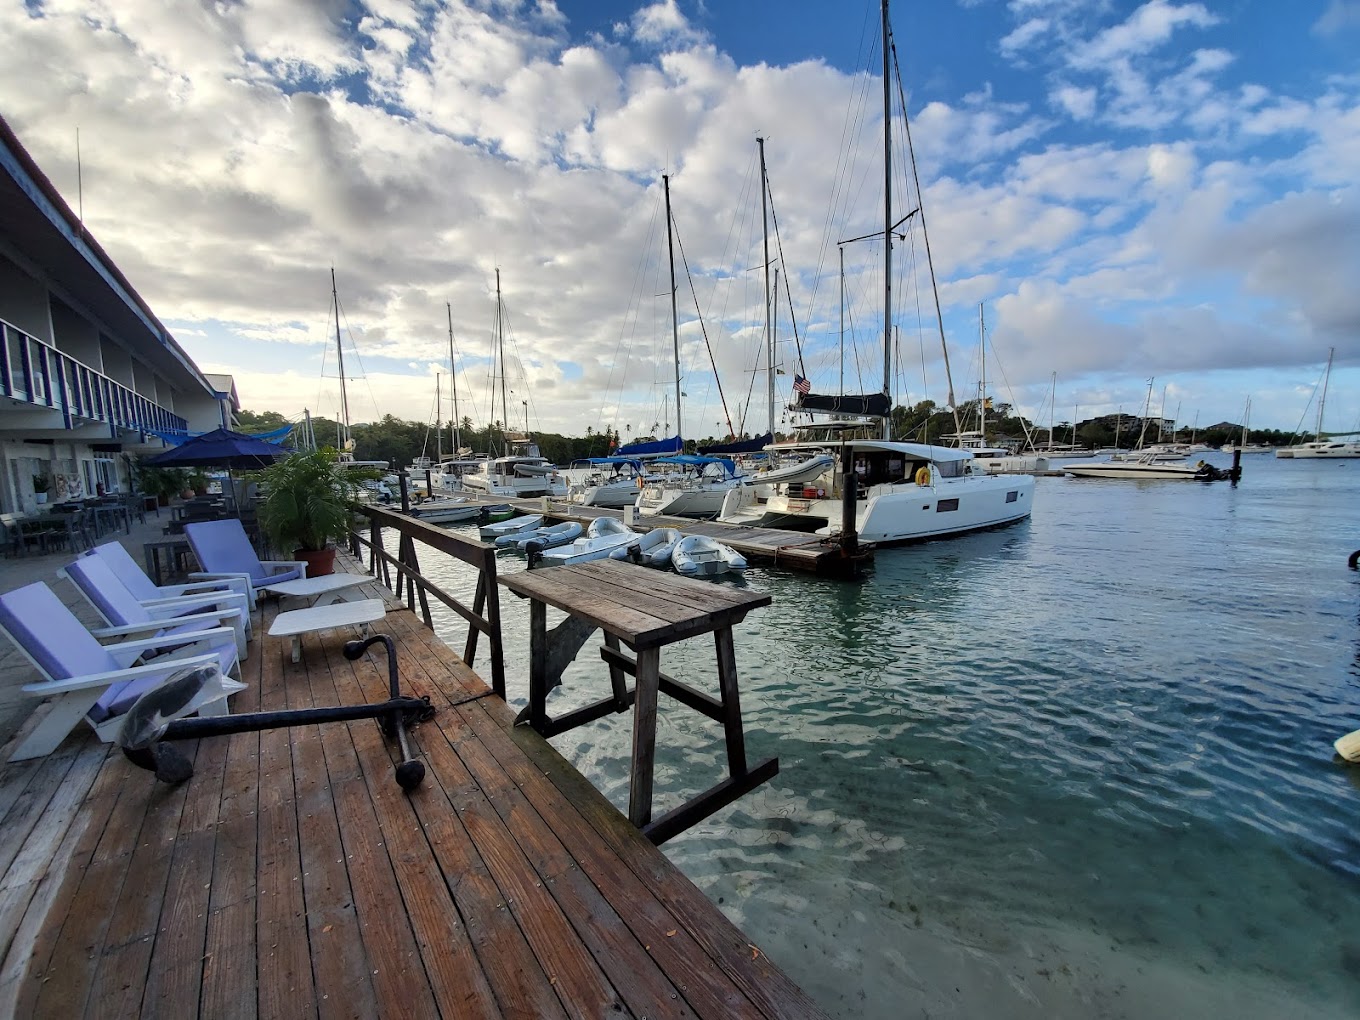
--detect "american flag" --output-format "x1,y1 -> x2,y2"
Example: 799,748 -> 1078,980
793,374 -> 811,395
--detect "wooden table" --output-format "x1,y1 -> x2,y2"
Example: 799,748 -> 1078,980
259,572 -> 373,607
500,558 -> 778,844
142,536 -> 194,584
267,598 -> 387,662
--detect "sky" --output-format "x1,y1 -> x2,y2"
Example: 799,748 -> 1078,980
2,0 -> 1358,442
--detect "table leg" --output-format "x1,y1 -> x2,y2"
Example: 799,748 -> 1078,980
528,599 -> 548,731
290,635 -> 302,663
629,646 -> 661,828
714,627 -> 748,776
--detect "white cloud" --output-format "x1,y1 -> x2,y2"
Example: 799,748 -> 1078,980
1073,1 -> 1219,68
1313,0 -> 1360,36
0,0 -> 1355,436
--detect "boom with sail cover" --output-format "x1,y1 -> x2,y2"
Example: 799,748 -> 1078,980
617,435 -> 683,456
796,391 -> 893,417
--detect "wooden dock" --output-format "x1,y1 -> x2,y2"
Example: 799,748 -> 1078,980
434,495 -> 871,575
0,580 -> 828,1017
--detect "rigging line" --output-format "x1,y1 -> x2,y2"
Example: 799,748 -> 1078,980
603,191 -> 664,442
806,7 -> 878,360
333,291 -> 383,430
764,168 -> 806,383
670,213 -> 737,439
890,31 -> 960,442
983,322 -> 1035,448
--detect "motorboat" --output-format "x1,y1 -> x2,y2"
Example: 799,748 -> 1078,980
671,534 -> 747,577
637,456 -> 744,519
1063,453 -> 1223,480
610,527 -> 682,567
533,517 -> 639,567
402,497 -> 481,524
505,521 -> 582,550
478,513 -> 544,541
566,457 -> 650,509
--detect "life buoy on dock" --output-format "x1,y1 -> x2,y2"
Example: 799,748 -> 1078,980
915,466 -> 931,486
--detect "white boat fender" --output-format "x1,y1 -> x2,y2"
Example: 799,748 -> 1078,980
1335,729 -> 1360,763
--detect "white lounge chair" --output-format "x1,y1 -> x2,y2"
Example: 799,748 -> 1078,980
183,519 -> 307,609
0,581 -> 241,761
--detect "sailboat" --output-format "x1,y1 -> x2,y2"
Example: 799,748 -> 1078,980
635,174 -> 746,519
718,0 -> 1035,543
1276,349 -> 1360,459
460,271 -> 567,497
325,270 -> 389,473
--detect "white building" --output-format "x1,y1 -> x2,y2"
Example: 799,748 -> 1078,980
0,115 -> 234,511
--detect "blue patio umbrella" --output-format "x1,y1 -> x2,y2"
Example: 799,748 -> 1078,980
145,428 -> 291,470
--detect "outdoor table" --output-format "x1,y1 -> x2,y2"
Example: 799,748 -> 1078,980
89,502 -> 131,537
143,537 -> 195,585
259,573 -> 373,607
499,558 -> 778,844
268,598 -> 386,663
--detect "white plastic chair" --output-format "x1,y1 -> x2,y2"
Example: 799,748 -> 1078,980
87,540 -> 250,607
60,554 -> 250,658
183,519 -> 307,609
0,581 -> 242,761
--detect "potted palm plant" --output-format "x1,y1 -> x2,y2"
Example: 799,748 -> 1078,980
257,449 -> 359,576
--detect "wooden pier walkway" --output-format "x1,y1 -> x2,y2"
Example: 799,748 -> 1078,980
0,576 -> 828,1017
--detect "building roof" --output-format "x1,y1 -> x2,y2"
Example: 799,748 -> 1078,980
0,114 -> 217,398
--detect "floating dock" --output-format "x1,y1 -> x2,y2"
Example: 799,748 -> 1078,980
450,495 -> 874,575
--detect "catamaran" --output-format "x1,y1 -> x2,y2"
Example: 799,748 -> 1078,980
718,0 -> 1034,543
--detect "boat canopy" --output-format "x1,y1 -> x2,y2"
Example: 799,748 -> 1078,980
617,435 -> 683,456
699,433 -> 773,455
654,455 -> 738,476
571,457 -> 643,467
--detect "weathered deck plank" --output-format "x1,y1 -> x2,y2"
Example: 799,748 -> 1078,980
0,567 -> 828,1020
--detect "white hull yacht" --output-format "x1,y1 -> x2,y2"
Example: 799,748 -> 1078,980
719,439 -> 1033,543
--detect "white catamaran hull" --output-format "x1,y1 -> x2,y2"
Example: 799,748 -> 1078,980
637,482 -> 738,519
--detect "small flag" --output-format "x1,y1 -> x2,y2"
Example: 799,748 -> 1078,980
793,374 -> 811,395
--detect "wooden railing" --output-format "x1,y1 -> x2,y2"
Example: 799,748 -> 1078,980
349,504 -> 505,698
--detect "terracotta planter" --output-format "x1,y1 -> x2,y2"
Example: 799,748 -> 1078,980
294,547 -> 336,576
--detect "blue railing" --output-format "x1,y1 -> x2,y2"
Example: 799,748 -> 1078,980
0,318 -> 188,436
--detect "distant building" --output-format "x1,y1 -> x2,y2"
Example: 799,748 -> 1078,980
0,114 -> 229,510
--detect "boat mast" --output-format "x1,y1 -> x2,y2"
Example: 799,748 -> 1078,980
978,303 -> 986,441
880,0 -> 892,441
664,174 -> 682,446
839,245 -> 845,394
447,302 -> 461,456
435,373 -> 442,460
1048,372 -> 1056,451
1318,347 -> 1334,440
759,137 -> 774,440
331,268 -> 351,450
496,269 -> 508,455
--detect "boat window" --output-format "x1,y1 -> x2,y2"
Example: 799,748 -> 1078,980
936,498 -> 960,512
1006,490 -> 1018,503
936,460 -> 965,478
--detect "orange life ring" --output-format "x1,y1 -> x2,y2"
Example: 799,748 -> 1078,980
915,466 -> 931,486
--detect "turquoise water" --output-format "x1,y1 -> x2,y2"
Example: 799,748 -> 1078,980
408,453 -> 1360,1018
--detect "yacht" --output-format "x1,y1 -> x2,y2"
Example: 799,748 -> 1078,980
719,434 -> 1033,543
461,440 -> 567,498
636,455 -> 743,519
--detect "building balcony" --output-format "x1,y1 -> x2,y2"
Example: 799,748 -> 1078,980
0,318 -> 187,441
